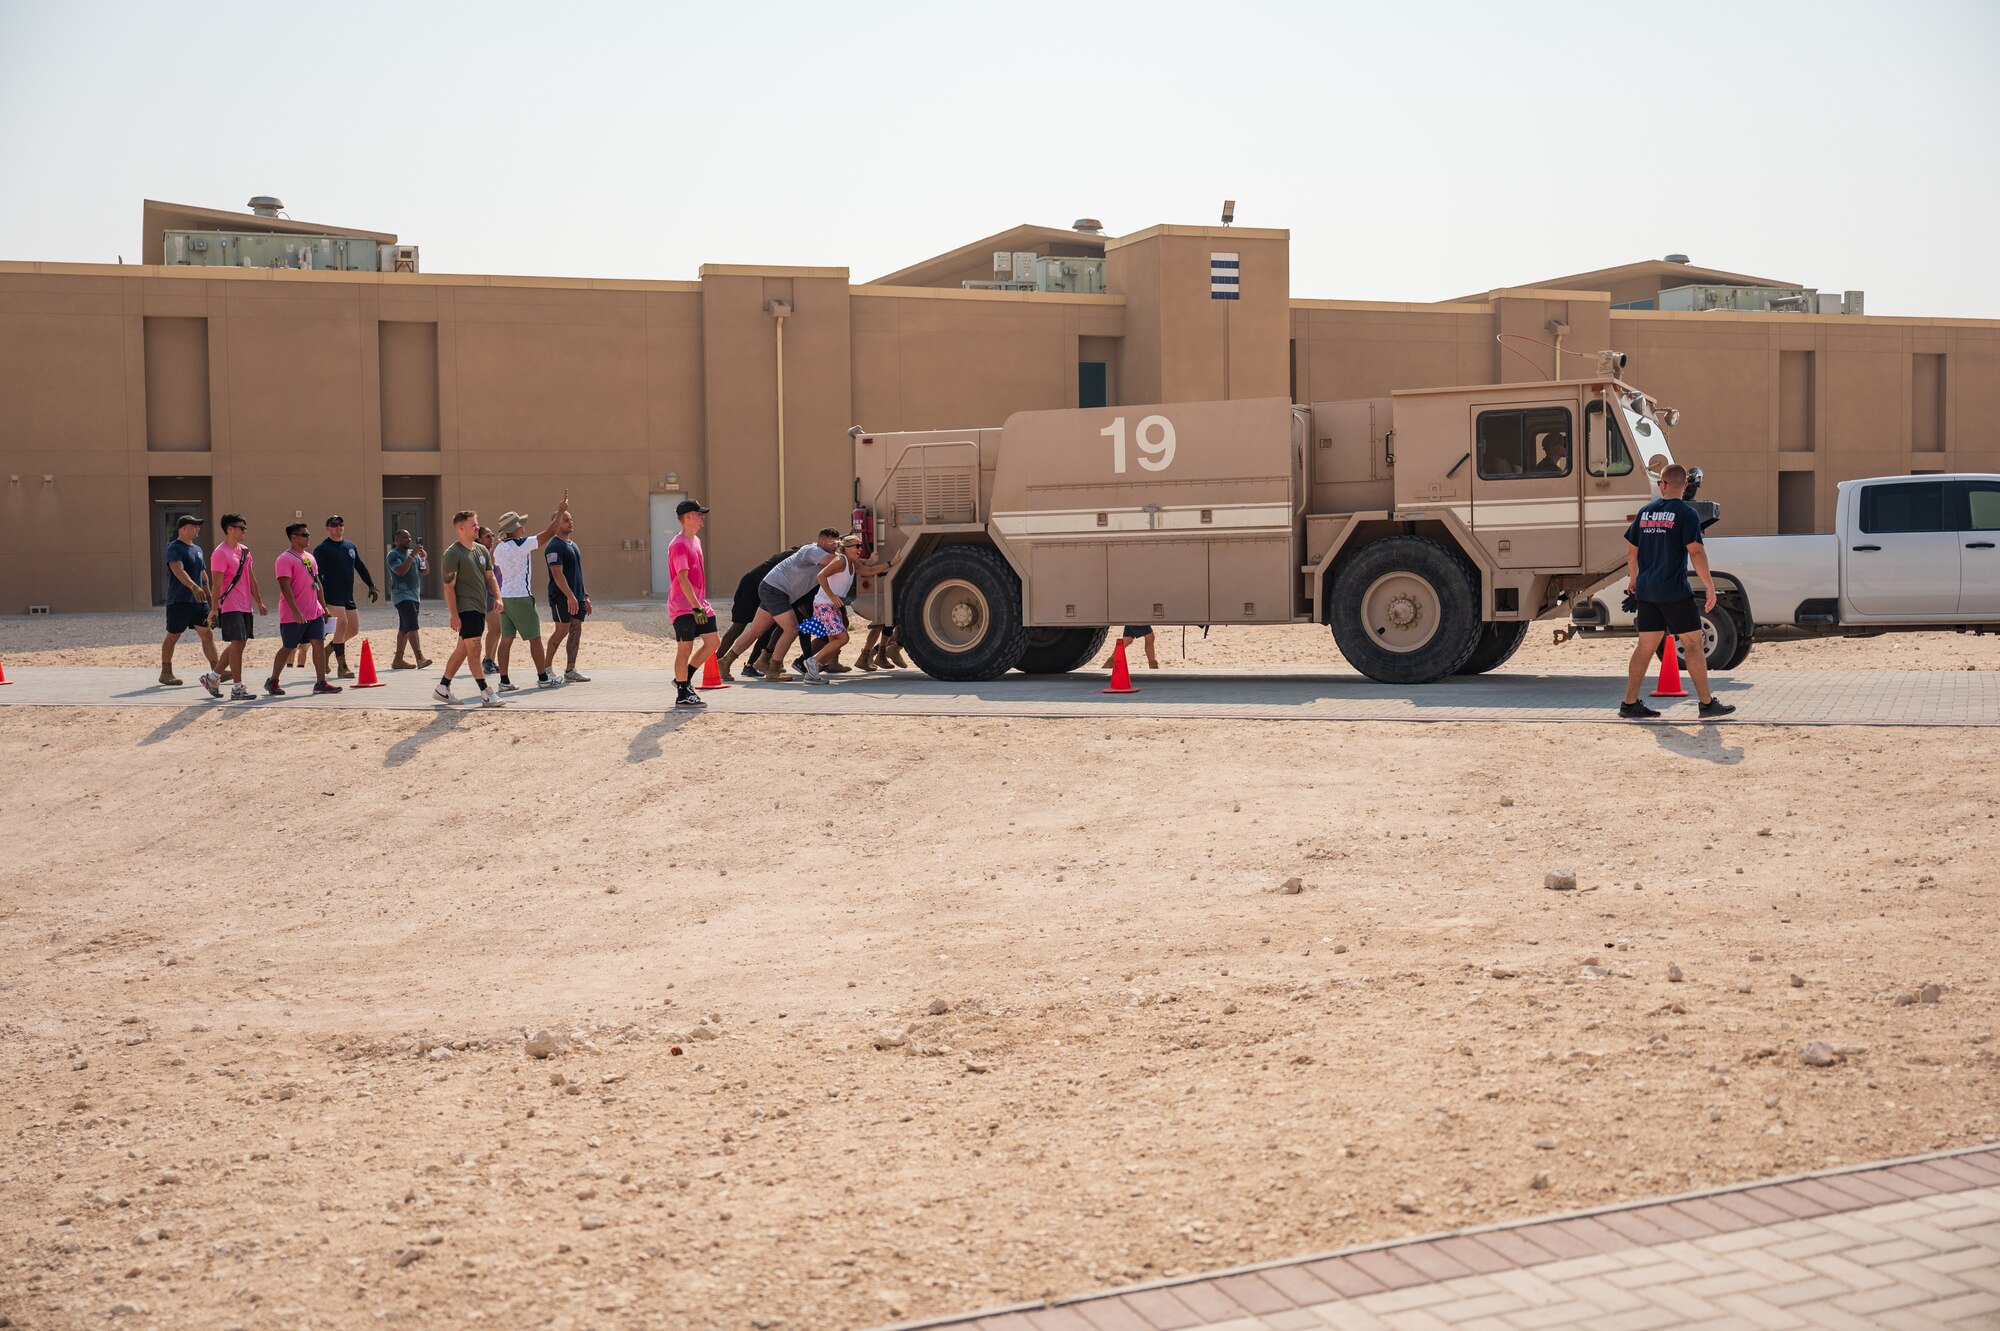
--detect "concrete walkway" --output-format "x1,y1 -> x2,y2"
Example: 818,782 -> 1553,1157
1,664 -> 1997,726
878,1146 -> 2000,1331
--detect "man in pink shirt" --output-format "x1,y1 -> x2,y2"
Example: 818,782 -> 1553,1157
667,498 -> 719,707
267,522 -> 340,697
208,514 -> 268,701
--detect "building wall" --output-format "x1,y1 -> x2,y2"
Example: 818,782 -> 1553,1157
3,240 -> 1998,615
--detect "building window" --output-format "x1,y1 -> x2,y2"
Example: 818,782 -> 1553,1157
1583,401 -> 1634,477
1611,299 -> 1656,311
1476,407 -> 1572,479
1078,361 -> 1107,410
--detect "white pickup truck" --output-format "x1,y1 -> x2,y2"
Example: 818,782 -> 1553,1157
1566,473 -> 2000,669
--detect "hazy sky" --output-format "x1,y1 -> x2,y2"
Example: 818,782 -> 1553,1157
3,1 -> 1996,316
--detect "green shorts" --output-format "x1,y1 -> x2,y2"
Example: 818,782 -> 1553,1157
499,596 -> 542,640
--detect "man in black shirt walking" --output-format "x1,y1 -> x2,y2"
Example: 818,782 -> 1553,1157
1620,465 -> 1735,720
312,516 -> 378,678
542,507 -> 591,683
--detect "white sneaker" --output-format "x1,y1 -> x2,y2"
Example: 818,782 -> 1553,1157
802,658 -> 826,684
497,680 -> 520,694
200,671 -> 222,698
540,675 -> 565,688
433,682 -> 453,704
563,669 -> 590,683
480,689 -> 506,709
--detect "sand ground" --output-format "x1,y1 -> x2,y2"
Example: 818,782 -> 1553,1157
1,613 -> 1997,1331
5,603 -> 1996,676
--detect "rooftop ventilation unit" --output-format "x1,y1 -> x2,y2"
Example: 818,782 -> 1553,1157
247,195 -> 284,217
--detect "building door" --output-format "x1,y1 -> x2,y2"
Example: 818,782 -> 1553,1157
383,498 -> 434,598
151,499 -> 207,605
649,493 -> 686,596
1078,362 -> 1108,409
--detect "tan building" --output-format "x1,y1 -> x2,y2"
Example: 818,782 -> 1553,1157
1,200 -> 1995,612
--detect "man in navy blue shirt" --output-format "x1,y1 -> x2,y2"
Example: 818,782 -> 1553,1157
312,516 -> 377,678
542,508 -> 591,683
1619,464 -> 1734,719
160,513 -> 222,695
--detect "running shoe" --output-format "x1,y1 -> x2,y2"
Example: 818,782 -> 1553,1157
264,679 -> 285,697
741,660 -> 764,679
433,682 -> 453,704
480,690 -> 506,709
802,658 -> 826,684
539,675 -> 565,689
313,681 -> 342,695
1617,700 -> 1660,719
497,680 -> 520,694
1698,699 -> 1737,719
229,684 -> 253,702
482,657 -> 500,676
200,671 -> 222,698
674,687 -> 705,708
563,669 -> 591,683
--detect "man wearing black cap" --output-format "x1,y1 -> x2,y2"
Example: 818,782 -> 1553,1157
313,516 -> 378,679
666,498 -> 719,707
160,514 -> 223,696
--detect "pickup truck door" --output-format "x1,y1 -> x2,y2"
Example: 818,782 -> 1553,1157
1843,479 -> 1960,619
1959,480 -> 2000,617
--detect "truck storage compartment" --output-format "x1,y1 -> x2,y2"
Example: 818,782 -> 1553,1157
1108,540 -> 1208,624
1026,542 -> 1109,626
1208,536 -> 1293,621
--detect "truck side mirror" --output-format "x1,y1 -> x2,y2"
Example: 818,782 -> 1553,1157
1585,402 -> 1609,475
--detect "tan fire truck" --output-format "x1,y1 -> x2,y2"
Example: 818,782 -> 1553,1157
848,356 -> 1681,684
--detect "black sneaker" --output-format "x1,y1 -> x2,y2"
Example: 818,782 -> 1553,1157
674,686 -> 705,708
1698,698 -> 1737,719
1618,700 -> 1660,719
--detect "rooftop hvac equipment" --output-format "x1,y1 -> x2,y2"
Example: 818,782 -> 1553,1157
162,230 -> 382,271
966,255 -> 1106,295
380,244 -> 420,273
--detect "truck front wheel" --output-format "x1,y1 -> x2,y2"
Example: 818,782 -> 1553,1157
1016,626 -> 1108,675
896,545 -> 1030,681
1328,536 -> 1483,684
1454,621 -> 1530,675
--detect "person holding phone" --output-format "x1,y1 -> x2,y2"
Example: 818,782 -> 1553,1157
386,528 -> 430,670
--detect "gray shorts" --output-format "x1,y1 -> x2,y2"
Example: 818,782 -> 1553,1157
756,581 -> 798,617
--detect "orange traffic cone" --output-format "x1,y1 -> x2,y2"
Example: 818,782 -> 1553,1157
353,639 -> 385,688
1652,632 -> 1688,699
1102,637 -> 1140,694
700,652 -> 730,690
0,656 -> 10,685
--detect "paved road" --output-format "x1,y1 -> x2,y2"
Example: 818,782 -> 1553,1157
879,1146 -> 2000,1331
2,664 -> 1997,726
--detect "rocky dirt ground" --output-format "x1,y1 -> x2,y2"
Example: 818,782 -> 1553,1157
5,603 -> 1997,676
1,687 -> 1996,1330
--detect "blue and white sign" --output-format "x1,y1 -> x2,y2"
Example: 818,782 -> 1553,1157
1209,252 -> 1239,300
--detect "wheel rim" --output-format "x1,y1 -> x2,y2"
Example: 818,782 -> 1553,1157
1701,616 -> 1718,658
1360,571 -> 1442,654
922,577 -> 989,655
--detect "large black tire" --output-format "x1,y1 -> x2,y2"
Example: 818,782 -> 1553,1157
1719,616 -> 1754,670
1016,626 -> 1108,675
896,545 -> 1030,681
1327,536 -> 1483,684
1454,620 -> 1530,675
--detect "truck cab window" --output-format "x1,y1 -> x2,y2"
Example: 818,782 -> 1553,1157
1859,481 -> 1947,534
1476,407 -> 1572,480
1964,481 -> 2000,530
1583,400 -> 1634,477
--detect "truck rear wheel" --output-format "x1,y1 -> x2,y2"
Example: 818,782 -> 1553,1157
896,545 -> 1030,681
1016,626 -> 1108,675
1454,621 -> 1530,675
1328,536 -> 1483,684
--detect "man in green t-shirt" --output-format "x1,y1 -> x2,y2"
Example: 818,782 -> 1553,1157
435,509 -> 507,708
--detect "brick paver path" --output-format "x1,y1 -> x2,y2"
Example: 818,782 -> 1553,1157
879,1147 -> 2000,1331
3,665 -> 1998,727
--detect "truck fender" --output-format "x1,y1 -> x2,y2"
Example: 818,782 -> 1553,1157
873,525 -> 1021,619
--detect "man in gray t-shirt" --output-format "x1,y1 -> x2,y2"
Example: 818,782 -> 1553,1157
717,528 -> 841,684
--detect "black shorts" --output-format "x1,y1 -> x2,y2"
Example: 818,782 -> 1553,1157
1635,597 -> 1701,636
731,573 -> 765,625
550,598 -> 589,624
333,600 -> 357,612
673,611 -> 718,642
1123,625 -> 1154,638
457,610 -> 486,641
217,610 -> 254,643
395,601 -> 420,633
279,618 -> 326,649
166,602 -> 209,634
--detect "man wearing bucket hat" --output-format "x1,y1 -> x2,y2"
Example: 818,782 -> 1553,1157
491,496 -> 570,692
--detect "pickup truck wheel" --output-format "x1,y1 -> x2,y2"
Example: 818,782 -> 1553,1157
1720,618 -> 1754,670
1454,621 -> 1530,675
1329,536 -> 1483,684
1016,626 -> 1108,675
896,545 -> 1030,681
1659,605 -> 1740,672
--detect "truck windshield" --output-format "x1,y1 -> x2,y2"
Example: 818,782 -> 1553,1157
1623,402 -> 1674,476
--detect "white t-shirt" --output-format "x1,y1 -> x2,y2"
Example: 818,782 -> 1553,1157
494,535 -> 540,599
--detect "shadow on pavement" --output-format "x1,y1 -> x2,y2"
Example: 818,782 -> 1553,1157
137,703 -> 220,746
627,712 -> 697,763
383,710 -> 467,768
1648,723 -> 1745,765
